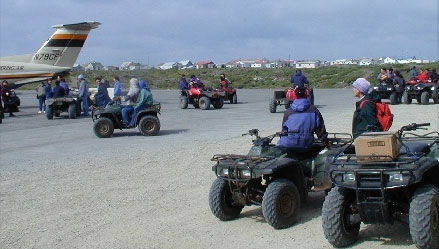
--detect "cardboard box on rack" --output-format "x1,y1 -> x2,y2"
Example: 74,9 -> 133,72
355,132 -> 400,162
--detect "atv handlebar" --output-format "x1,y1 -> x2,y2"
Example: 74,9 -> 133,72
398,123 -> 430,137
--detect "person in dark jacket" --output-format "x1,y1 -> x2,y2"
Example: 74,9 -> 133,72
219,73 -> 231,88
352,78 -> 381,138
278,87 -> 328,153
57,76 -> 69,96
113,76 -> 122,104
1,80 -> 18,117
393,70 -> 405,102
189,75 -> 204,88
52,80 -> 66,98
45,78 -> 53,99
179,74 -> 189,90
429,69 -> 439,83
377,68 -> 388,83
94,78 -> 111,108
291,70 -> 309,88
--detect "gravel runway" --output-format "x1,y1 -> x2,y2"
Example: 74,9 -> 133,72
1,89 -> 438,249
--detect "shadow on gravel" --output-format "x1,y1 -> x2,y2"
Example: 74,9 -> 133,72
159,129 -> 189,136
354,222 -> 413,247
314,105 -> 327,109
239,191 -> 326,227
111,129 -> 189,137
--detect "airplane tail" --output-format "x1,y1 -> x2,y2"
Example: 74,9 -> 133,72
31,21 -> 101,68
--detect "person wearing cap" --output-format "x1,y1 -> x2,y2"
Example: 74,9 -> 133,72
128,79 -> 153,127
352,78 -> 381,138
77,74 -> 89,116
278,86 -> 328,154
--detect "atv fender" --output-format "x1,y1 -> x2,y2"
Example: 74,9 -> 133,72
413,158 -> 439,186
136,110 -> 158,125
262,158 -> 308,202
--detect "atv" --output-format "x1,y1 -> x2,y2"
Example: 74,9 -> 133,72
269,87 -> 314,113
208,129 -> 352,229
180,86 -> 225,110
45,96 -> 81,119
215,86 -> 237,104
402,79 -> 439,105
322,123 -> 439,248
372,82 -> 399,105
91,102 -> 161,138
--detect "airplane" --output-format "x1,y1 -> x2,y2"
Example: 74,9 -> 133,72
0,21 -> 101,87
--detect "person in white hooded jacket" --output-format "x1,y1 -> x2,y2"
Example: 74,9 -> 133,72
121,78 -> 140,125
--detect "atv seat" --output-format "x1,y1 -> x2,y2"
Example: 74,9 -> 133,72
400,142 -> 430,155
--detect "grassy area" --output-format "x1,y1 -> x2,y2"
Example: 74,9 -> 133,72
19,63 -> 439,90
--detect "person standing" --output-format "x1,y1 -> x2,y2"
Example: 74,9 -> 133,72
393,70 -> 405,103
409,66 -> 418,79
352,78 -> 381,138
45,78 -> 53,99
95,78 -> 111,108
52,80 -> 66,98
57,75 -> 69,96
36,81 -> 47,113
78,74 -> 89,116
113,76 -> 122,103
178,74 -> 189,90
291,70 -> 309,88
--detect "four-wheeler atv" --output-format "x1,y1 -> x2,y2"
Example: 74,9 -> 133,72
208,129 -> 352,229
269,87 -> 314,113
403,79 -> 439,105
372,82 -> 399,105
91,102 -> 161,138
322,123 -> 439,248
215,86 -> 238,104
45,96 -> 81,119
180,86 -> 226,110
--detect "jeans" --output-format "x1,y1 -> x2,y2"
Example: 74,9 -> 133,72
38,96 -> 46,111
122,105 -> 134,125
128,106 -> 147,127
81,96 -> 89,116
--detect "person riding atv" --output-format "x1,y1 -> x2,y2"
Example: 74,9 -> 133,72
216,73 -> 237,104
179,75 -> 225,110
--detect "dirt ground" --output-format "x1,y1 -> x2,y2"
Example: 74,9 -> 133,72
1,89 -> 438,249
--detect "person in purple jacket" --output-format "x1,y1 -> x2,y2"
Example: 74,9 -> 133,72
57,76 -> 69,96
278,87 -> 328,153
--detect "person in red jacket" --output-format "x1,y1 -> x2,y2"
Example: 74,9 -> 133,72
219,73 -> 231,88
416,69 -> 429,83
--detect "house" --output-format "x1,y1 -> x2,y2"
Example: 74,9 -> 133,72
103,66 -> 118,71
251,59 -> 270,68
269,59 -> 289,68
120,62 -> 143,70
383,57 -> 396,64
295,60 -> 321,69
195,61 -> 215,69
84,62 -> 104,71
159,62 -> 178,70
330,59 -> 347,66
178,60 -> 193,69
72,64 -> 84,72
359,58 -> 373,66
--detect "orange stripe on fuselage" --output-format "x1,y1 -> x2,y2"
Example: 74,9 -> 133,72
0,73 -> 55,79
51,34 -> 88,40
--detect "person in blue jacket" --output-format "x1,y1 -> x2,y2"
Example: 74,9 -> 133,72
179,74 -> 189,90
291,70 -> 309,88
52,80 -> 66,98
128,80 -> 153,127
94,78 -> 111,108
45,78 -> 53,99
113,76 -> 122,103
78,74 -> 89,116
278,87 -> 328,153
57,75 -> 69,96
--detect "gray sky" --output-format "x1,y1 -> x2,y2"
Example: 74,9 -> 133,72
1,0 -> 438,66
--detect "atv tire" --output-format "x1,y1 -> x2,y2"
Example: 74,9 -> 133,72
138,116 -> 160,136
46,105 -> 54,119
389,92 -> 398,105
179,95 -> 188,109
322,186 -> 360,247
409,185 -> 439,249
403,91 -> 412,104
68,103 -> 77,119
232,94 -> 237,104
212,98 -> 224,109
54,112 -> 60,117
199,96 -> 211,110
433,90 -> 439,104
262,179 -> 300,229
209,178 -> 243,221
76,102 -> 82,116
269,98 -> 277,113
93,117 -> 114,138
421,91 -> 430,105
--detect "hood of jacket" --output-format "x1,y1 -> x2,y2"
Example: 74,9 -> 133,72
290,98 -> 310,112
295,71 -> 302,77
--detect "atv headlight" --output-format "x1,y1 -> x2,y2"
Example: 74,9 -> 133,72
387,87 -> 392,91
221,168 -> 229,176
241,169 -> 251,178
343,172 -> 355,182
373,86 -> 378,90
406,86 -> 410,90
389,173 -> 403,183
431,86 -> 435,91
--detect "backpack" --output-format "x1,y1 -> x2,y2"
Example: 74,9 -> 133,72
360,100 -> 393,131
37,85 -> 46,97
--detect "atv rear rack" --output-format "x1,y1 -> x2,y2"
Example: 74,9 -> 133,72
212,154 -> 274,166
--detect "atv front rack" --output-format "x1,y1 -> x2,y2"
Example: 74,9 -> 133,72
212,154 -> 274,165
